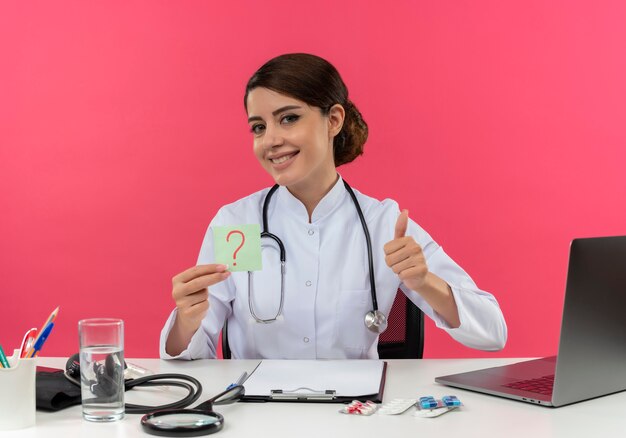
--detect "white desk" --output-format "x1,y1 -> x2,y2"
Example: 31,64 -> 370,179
5,358 -> 626,438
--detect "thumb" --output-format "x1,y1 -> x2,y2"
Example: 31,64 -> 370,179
394,209 -> 409,239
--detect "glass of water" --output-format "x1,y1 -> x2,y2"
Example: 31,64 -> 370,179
78,318 -> 124,422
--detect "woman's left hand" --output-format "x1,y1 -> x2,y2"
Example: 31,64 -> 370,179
384,210 -> 428,291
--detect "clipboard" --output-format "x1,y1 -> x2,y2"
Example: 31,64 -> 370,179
240,360 -> 387,403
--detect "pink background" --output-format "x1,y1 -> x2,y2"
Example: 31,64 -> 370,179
2,1 -> 625,359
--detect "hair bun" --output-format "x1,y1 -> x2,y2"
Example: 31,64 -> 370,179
335,99 -> 368,166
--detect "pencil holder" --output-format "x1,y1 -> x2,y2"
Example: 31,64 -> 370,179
0,350 -> 36,430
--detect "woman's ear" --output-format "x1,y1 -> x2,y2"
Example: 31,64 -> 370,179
327,104 -> 345,138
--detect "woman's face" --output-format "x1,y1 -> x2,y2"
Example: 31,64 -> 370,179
246,87 -> 343,189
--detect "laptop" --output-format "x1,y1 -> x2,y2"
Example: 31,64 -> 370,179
436,236 -> 626,407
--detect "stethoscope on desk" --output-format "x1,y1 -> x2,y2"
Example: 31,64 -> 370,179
249,179 -> 388,333
64,354 -> 245,436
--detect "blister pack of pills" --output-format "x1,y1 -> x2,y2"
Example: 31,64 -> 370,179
415,407 -> 458,418
338,400 -> 378,416
414,395 -> 462,418
378,399 -> 418,415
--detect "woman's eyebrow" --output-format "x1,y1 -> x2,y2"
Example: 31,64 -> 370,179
248,105 -> 302,123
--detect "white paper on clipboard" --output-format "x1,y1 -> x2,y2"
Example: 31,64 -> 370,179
242,360 -> 386,400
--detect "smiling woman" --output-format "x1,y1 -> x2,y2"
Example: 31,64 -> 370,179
246,88 -> 344,214
159,53 -> 507,360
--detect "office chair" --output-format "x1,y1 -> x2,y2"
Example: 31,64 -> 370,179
222,318 -> 232,359
221,289 -> 424,359
376,289 -> 424,359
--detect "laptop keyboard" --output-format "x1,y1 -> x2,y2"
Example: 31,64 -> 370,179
503,374 -> 555,396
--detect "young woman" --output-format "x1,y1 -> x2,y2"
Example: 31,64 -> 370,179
160,53 -> 507,359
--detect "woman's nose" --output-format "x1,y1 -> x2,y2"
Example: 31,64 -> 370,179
260,124 -> 284,149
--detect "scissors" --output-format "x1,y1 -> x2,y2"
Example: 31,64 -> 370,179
19,328 -> 38,358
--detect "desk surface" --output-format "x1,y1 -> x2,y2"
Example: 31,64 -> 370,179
5,358 -> 626,438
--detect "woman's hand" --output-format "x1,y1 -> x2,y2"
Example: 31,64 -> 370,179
384,210 -> 428,291
384,210 -> 460,327
165,264 -> 231,356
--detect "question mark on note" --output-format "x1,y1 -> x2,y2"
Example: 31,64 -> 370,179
226,230 -> 245,266
214,224 -> 261,272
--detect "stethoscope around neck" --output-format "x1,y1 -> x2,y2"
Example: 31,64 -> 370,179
248,179 -> 387,333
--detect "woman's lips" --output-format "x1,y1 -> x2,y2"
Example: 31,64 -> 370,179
268,151 -> 299,169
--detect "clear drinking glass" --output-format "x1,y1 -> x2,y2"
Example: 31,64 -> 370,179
78,318 -> 125,422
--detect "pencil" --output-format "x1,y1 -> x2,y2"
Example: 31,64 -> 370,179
0,344 -> 11,368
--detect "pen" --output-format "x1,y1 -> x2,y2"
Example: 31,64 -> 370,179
227,371 -> 248,389
0,344 -> 10,368
25,322 -> 55,358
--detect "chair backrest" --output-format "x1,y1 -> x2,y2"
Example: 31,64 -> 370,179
222,318 -> 232,359
377,289 -> 424,359
221,289 -> 424,359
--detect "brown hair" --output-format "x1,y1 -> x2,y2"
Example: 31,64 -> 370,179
244,53 -> 368,166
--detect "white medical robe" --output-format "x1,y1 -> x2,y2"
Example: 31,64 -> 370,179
160,176 -> 507,359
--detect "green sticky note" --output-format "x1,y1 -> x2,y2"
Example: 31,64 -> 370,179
213,224 -> 262,272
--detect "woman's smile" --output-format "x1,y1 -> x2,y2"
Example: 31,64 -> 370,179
268,150 -> 299,169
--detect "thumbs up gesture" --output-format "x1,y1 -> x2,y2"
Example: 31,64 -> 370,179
384,210 -> 429,292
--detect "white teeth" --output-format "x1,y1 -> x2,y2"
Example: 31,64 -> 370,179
271,154 -> 295,164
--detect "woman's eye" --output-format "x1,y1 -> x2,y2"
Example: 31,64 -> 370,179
281,114 -> 300,124
250,124 -> 265,135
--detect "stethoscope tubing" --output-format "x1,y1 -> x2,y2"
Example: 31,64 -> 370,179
254,179 -> 381,320
248,232 -> 285,323
342,180 -> 379,312
124,373 -> 203,414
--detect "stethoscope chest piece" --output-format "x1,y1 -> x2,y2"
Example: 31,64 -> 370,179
365,310 -> 388,333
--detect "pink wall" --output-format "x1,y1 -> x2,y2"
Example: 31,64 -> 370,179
2,1 -> 625,359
